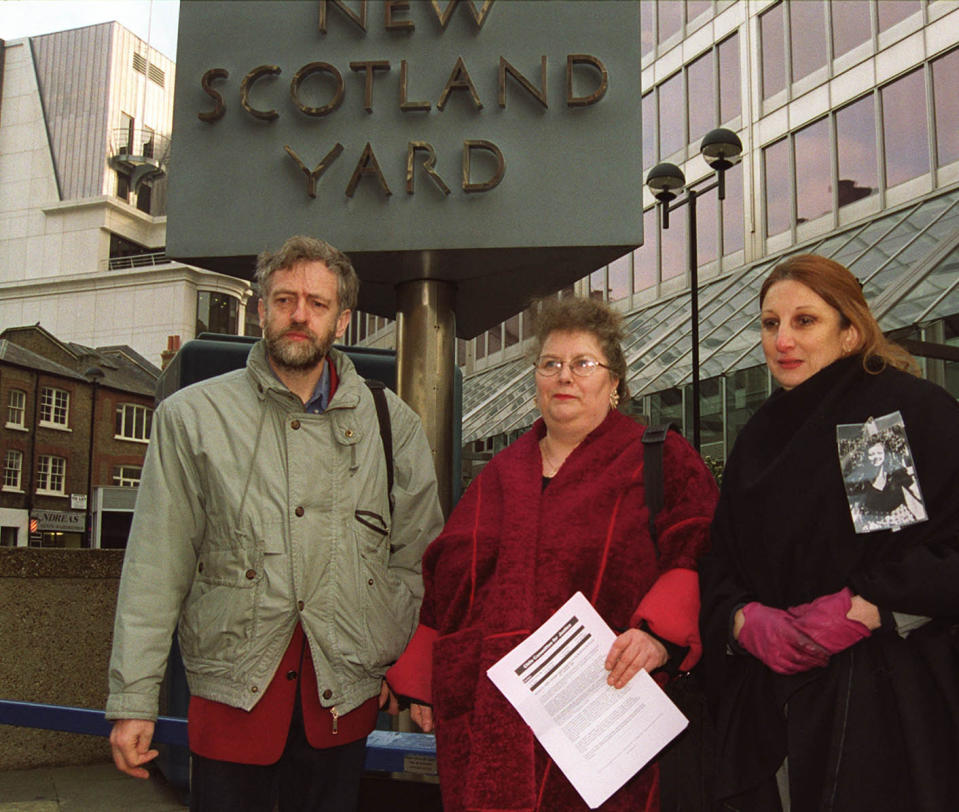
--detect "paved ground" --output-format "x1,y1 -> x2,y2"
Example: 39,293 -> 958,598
0,763 -> 186,811
0,764 -> 443,811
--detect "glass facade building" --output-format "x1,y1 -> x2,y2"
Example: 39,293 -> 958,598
338,1 -> 959,470
453,0 -> 959,463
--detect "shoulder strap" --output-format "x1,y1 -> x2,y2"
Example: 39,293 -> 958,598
364,379 -> 394,516
641,423 -> 673,558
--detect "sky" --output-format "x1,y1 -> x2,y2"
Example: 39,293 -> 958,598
0,0 -> 180,60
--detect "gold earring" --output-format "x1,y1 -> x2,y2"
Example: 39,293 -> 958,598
609,390 -> 620,409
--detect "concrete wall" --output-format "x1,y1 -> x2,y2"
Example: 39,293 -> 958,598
0,548 -> 124,769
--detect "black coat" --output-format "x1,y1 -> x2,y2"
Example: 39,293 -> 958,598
700,356 -> 959,812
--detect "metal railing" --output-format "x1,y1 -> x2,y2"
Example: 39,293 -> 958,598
106,252 -> 172,271
0,699 -> 436,773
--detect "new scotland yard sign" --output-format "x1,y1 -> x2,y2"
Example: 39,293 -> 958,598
168,1 -> 643,336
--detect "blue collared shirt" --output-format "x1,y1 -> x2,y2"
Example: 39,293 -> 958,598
303,360 -> 332,414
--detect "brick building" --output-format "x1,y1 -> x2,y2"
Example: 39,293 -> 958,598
0,325 -> 158,548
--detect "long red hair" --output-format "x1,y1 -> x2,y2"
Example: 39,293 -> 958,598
760,254 -> 919,376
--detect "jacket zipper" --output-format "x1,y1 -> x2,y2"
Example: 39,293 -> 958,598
331,706 -> 339,734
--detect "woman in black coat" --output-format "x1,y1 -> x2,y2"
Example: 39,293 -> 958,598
700,254 -> 959,812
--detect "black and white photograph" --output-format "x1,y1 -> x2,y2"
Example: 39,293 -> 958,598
837,411 -> 928,534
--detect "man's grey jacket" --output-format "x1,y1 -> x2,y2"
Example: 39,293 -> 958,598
106,341 -> 444,721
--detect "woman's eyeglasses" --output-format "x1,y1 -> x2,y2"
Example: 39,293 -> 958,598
534,356 -> 611,377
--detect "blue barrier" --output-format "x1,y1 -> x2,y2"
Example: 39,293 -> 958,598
0,700 -> 436,773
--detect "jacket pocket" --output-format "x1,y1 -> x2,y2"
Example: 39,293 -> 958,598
179,529 -> 261,667
348,512 -> 413,669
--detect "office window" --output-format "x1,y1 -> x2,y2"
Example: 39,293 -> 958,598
687,52 -> 715,146
882,68 -> 929,187
697,189 -> 718,266
659,72 -> 685,157
723,161 -> 745,255
141,126 -> 155,159
6,389 -> 26,428
642,92 -> 657,169
649,388 -> 684,431
39,387 -> 69,428
115,404 -> 153,442
660,209 -> 686,281
504,315 -> 520,349
658,0 -> 682,42
725,366 -> 770,449
686,1 -> 711,23
687,376 -> 724,459
789,0 -> 827,82
933,48 -> 959,168
647,34 -> 740,163
119,112 -> 134,154
3,449 -> 22,491
760,3 -> 786,100
831,0 -> 871,58
474,332 -> 486,361
718,33 -> 741,124
196,291 -> 239,335
487,326 -> 502,356
112,465 -> 143,487
634,209 -> 658,293
795,117 -> 832,224
640,1 -> 655,57
877,1 -> 920,32
0,526 -> 17,547
836,95 -> 878,206
608,255 -> 631,302
36,455 -> 66,495
589,268 -> 606,300
764,138 -> 791,236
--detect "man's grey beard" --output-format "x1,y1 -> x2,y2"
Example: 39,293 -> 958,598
264,323 -> 336,371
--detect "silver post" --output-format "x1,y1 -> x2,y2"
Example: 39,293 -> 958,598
395,278 -> 456,517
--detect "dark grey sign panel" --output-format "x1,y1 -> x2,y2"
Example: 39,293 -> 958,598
168,0 -> 642,336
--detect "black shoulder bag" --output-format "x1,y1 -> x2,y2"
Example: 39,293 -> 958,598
642,424 -> 716,812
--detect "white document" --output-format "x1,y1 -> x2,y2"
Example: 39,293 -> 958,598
486,591 -> 688,809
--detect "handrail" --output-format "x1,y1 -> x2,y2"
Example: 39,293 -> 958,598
0,699 -> 186,746
0,699 -> 435,772
106,252 -> 171,271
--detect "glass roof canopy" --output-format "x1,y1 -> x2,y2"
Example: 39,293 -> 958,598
462,185 -> 959,444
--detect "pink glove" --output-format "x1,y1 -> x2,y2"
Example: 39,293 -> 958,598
787,587 -> 871,655
737,602 -> 830,674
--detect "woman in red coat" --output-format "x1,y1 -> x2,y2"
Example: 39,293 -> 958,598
389,296 -> 718,811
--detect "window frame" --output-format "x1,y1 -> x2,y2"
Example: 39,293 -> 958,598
3,449 -> 23,491
39,387 -> 70,429
112,465 -> 143,487
36,454 -> 66,496
6,389 -> 26,429
115,403 -> 153,443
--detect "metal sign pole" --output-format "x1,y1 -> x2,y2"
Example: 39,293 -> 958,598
395,278 -> 456,518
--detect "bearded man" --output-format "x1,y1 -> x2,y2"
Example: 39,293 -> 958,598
106,236 -> 444,812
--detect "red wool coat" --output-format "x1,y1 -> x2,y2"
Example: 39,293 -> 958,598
391,410 -> 718,812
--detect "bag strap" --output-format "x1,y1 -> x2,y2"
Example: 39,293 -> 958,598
641,423 -> 674,559
364,379 -> 394,516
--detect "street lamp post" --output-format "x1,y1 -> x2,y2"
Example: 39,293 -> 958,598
645,127 -> 743,452
84,366 -> 105,548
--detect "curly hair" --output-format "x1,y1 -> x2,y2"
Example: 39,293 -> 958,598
531,295 -> 630,404
254,235 -> 359,313
760,254 -> 919,376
